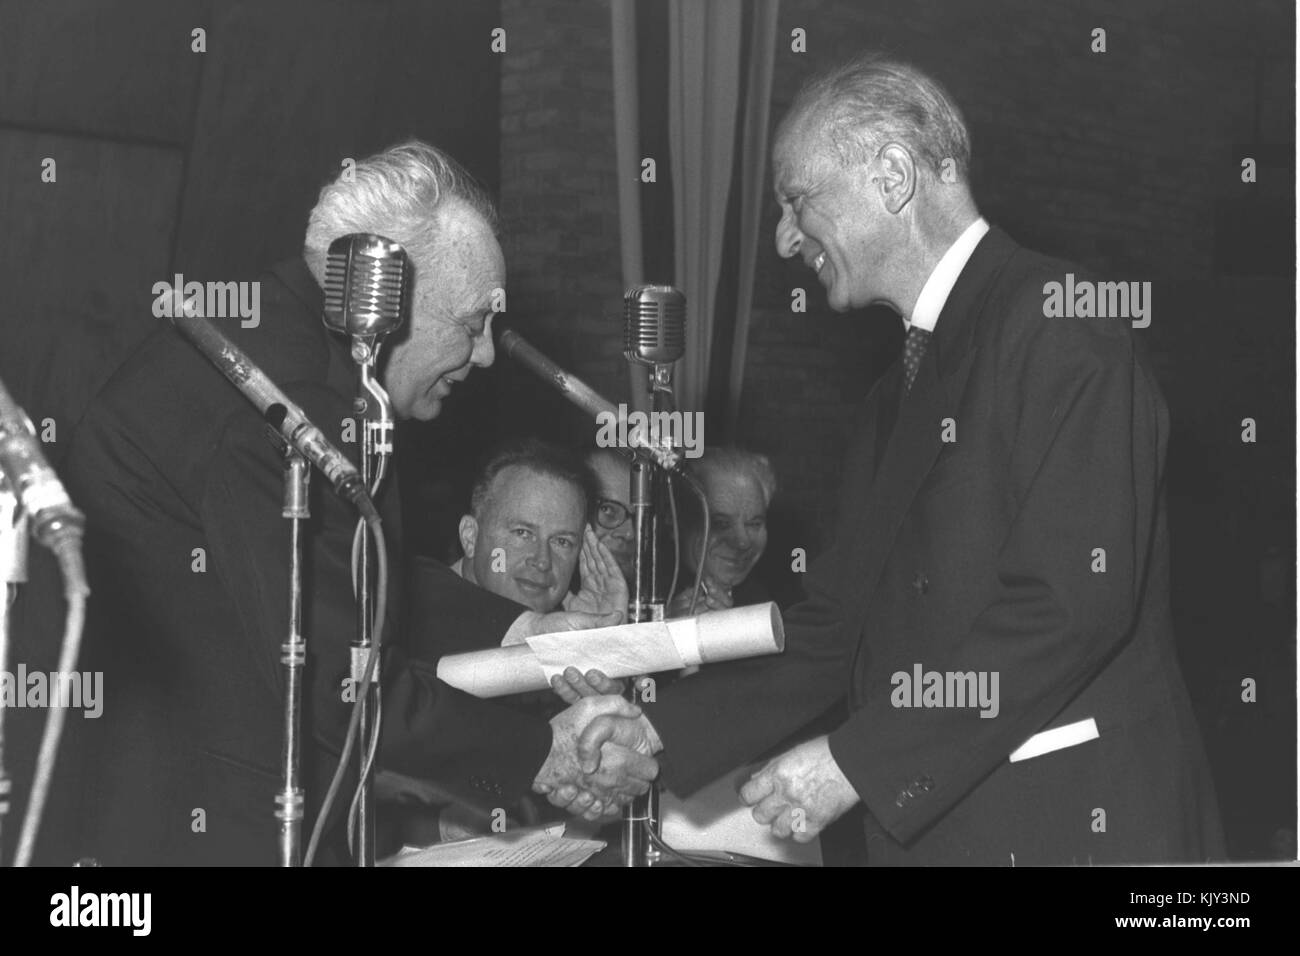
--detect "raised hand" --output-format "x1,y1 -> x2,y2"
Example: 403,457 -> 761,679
563,528 -> 629,621
739,735 -> 859,843
666,574 -> 733,618
532,695 -> 659,821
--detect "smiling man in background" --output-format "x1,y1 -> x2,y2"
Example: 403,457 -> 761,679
455,439 -> 594,614
670,447 -> 777,615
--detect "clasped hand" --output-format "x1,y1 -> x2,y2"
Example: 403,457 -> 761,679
739,735 -> 859,843
533,670 -> 661,821
532,693 -> 659,821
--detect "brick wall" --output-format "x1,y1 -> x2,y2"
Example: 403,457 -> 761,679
497,0 -> 626,401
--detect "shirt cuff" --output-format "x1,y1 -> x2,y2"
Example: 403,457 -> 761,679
503,611 -> 540,646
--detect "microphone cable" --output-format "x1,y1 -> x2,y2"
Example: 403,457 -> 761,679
303,511 -> 388,867
344,451 -> 392,858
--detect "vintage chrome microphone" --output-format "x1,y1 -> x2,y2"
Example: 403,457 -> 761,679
621,284 -> 685,867
624,284 -> 686,400
322,233 -> 410,866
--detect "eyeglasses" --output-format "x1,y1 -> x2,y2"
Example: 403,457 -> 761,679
594,499 -> 631,530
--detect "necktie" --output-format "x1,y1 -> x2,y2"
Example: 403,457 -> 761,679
903,325 -> 932,394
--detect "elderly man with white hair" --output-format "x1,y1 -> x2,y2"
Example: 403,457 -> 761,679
554,53 -> 1223,866
59,140 -> 654,865
669,446 -> 778,616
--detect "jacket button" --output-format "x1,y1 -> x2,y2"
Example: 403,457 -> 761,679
911,572 -> 929,595
914,775 -> 934,793
895,789 -> 912,808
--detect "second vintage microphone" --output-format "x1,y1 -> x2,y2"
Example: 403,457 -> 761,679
623,284 -> 686,381
499,329 -> 680,471
168,310 -> 377,520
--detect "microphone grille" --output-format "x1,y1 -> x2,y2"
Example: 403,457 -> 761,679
323,234 -> 409,337
623,285 -> 685,365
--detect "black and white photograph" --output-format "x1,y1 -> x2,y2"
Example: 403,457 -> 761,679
0,0 -> 1294,918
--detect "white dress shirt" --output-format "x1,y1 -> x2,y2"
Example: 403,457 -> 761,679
906,217 -> 990,332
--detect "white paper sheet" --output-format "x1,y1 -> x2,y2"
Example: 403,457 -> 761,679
527,623 -> 684,682
660,766 -> 823,866
379,824 -> 605,868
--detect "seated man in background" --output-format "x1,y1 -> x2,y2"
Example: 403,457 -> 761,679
454,437 -> 628,620
455,438 -> 590,613
669,446 -> 777,616
583,447 -> 637,583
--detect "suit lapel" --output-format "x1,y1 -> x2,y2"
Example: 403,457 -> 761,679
872,361 -> 903,476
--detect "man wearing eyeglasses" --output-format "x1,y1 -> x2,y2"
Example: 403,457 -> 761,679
584,448 -> 638,583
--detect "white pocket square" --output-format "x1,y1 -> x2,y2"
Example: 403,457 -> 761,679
1009,717 -> 1099,763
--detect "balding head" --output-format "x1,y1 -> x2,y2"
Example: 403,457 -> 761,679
772,54 -> 981,315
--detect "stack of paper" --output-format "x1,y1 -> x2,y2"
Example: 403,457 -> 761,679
379,824 -> 605,868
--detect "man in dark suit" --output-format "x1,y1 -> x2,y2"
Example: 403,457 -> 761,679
564,55 -> 1223,864
58,141 -> 651,865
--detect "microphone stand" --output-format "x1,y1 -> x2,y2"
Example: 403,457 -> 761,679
320,232 -> 408,867
622,364 -> 674,868
269,435 -> 309,867
0,479 -> 27,866
350,337 -> 393,867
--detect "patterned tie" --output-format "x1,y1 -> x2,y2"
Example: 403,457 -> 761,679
903,325 -> 932,394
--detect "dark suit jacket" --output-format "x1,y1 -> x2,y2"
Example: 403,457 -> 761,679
651,227 -> 1224,865
61,258 -> 550,865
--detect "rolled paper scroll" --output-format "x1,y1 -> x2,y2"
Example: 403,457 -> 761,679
435,602 -> 785,699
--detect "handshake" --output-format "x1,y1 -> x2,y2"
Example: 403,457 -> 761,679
529,670 -> 861,843
531,669 -> 663,822
522,671 -> 857,842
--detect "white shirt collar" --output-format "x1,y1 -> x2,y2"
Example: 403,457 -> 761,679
906,217 -> 990,332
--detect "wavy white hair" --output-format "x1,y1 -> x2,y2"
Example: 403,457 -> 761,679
303,139 -> 497,283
